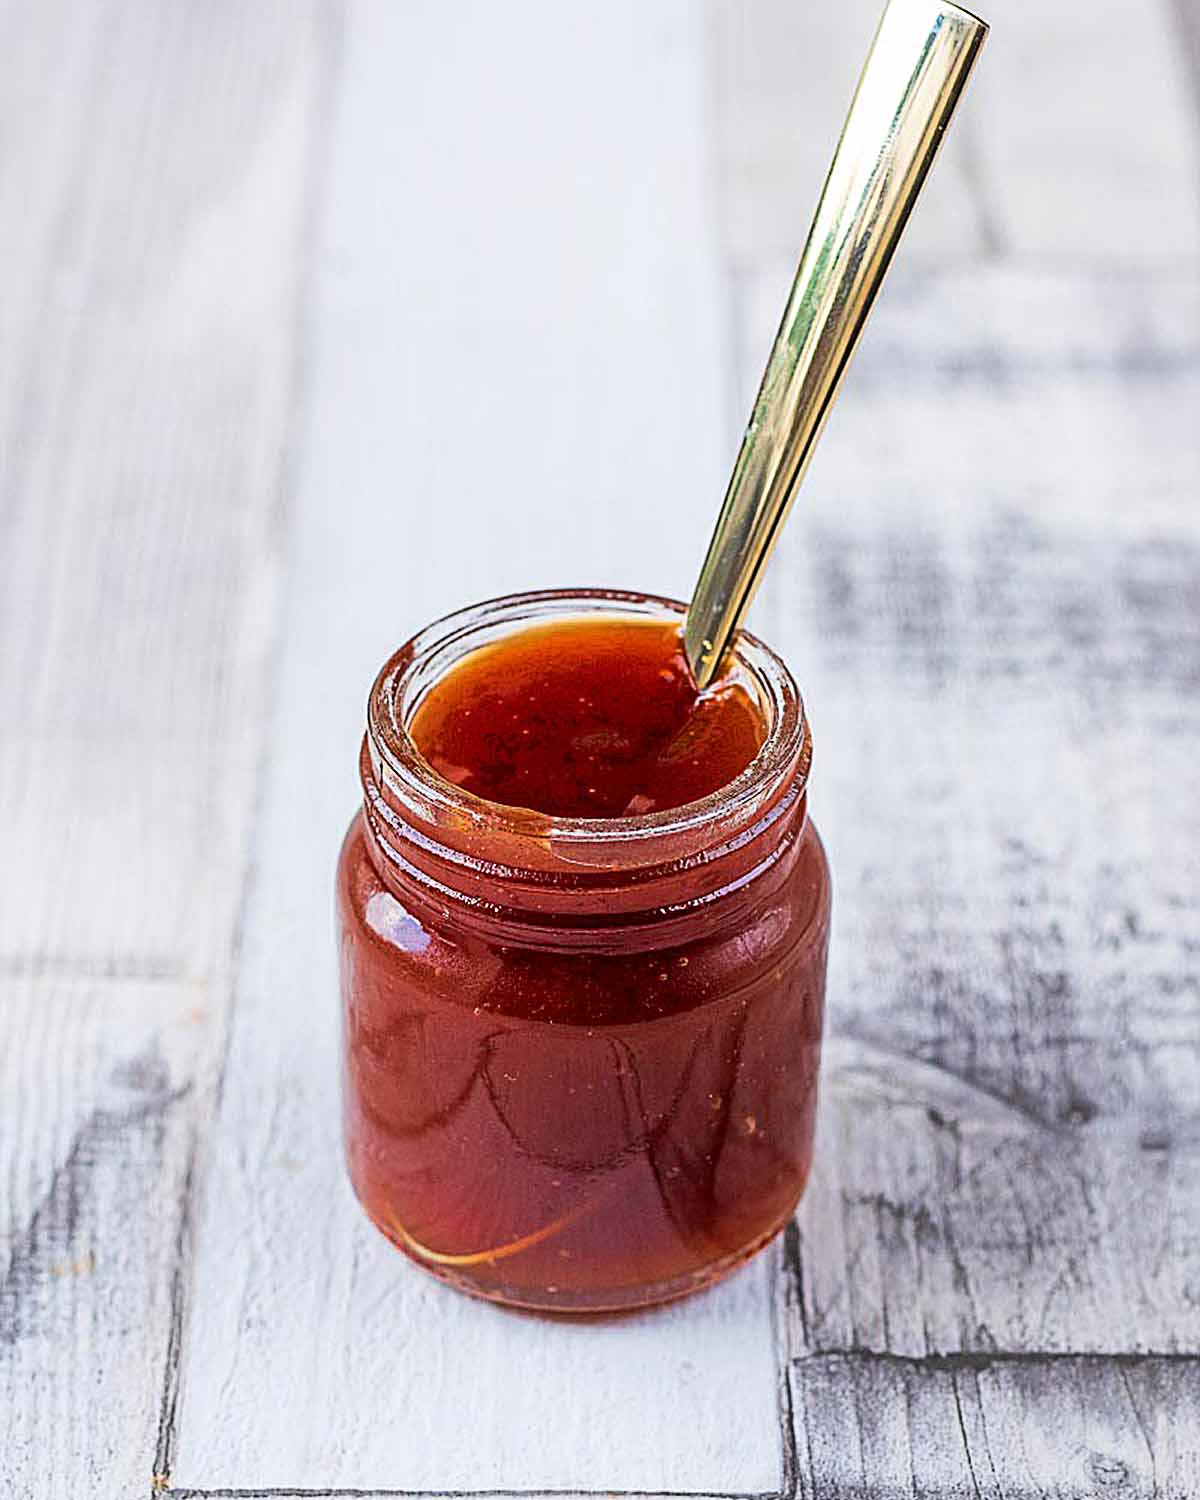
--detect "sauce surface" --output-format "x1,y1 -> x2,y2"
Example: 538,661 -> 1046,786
408,615 -> 766,818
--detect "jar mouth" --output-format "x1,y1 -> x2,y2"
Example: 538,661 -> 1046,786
366,587 -> 807,854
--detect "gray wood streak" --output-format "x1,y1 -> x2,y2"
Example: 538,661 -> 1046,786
763,267 -> 1200,1365
792,1353 -> 1200,1499
0,977 -> 201,1494
765,261 -> 1200,1489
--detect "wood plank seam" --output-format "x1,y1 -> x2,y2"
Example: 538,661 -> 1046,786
771,1235 -> 801,1499
792,1351 -> 1200,1371
1167,0 -> 1200,127
153,1143 -> 199,1494
950,117 -> 1006,261
163,1490 -> 783,1499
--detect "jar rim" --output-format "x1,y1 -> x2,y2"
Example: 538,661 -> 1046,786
366,587 -> 807,851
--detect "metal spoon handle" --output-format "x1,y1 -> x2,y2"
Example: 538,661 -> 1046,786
683,0 -> 987,688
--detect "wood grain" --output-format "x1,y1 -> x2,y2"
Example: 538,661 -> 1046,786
759,259 -> 1200,1417
0,0 -> 325,979
168,3 -> 783,1492
791,1352 -> 1200,1499
2,0 -> 1199,1495
0,0 -> 329,1494
1,977 -> 203,1494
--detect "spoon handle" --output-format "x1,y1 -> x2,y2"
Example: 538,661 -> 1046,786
684,0 -> 987,689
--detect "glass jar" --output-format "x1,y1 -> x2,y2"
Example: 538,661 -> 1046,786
337,588 -> 831,1312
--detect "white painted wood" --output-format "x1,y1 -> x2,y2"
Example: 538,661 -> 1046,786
3,0 -> 1200,1494
791,1353 -> 1200,1499
0,0 -> 324,980
708,0 -> 990,272
170,2 -> 782,1493
709,0 -> 1200,290
802,1038 -> 1200,1357
749,264 -> 1200,1374
1,977 -> 204,1495
970,0 -> 1200,262
741,260 -> 1200,543
0,1 -> 328,1496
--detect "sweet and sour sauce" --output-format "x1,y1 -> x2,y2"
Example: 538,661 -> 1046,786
337,590 -> 830,1311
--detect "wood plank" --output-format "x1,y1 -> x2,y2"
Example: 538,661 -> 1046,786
738,263 -> 1200,1365
170,3 -> 782,1493
791,1352 -> 1200,1499
0,0 -> 324,979
800,1040 -> 1200,1357
0,1 -> 329,1495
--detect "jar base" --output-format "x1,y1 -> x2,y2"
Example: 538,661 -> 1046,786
358,1189 -> 803,1316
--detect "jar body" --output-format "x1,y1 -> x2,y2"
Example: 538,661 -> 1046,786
337,810 -> 830,1312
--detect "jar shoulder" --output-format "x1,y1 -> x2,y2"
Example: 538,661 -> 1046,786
338,812 -> 830,1026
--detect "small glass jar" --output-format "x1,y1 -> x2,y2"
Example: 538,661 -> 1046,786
337,589 -> 831,1312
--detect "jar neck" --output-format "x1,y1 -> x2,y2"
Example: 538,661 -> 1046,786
358,589 -> 810,952
359,735 -> 810,951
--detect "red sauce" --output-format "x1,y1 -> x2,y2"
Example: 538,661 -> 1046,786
338,598 -> 830,1312
408,616 -> 766,818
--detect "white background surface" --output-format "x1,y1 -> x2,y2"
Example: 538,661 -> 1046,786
2,1 -> 1199,1495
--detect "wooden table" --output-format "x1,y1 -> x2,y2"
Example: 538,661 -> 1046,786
3,2 -> 1199,1495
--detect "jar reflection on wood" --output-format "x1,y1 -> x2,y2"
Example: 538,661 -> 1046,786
337,589 -> 831,1312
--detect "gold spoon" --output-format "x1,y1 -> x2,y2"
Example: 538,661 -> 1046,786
683,0 -> 988,690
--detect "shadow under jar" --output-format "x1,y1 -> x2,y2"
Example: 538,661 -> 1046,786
337,589 -> 831,1313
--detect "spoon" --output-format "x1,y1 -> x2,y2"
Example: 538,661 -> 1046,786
682,0 -> 988,690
